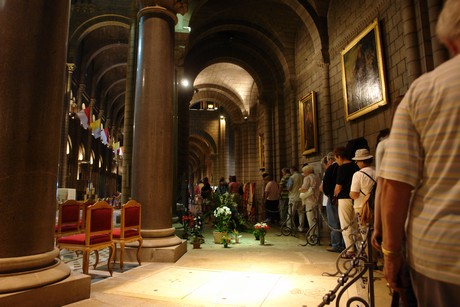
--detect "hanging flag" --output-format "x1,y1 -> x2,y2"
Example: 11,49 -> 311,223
91,118 -> 101,139
90,118 -> 100,131
76,106 -> 90,129
101,128 -> 109,145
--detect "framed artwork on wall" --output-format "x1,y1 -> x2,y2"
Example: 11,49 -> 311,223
299,91 -> 318,156
341,18 -> 388,121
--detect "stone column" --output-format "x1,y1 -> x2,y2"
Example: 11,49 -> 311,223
319,61 -> 333,153
0,0 -> 90,303
428,0 -> 448,67
59,63 -> 76,188
121,0 -> 138,204
130,1 -> 187,262
401,0 -> 421,84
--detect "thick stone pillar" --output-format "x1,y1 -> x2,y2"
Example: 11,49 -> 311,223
401,0 -> 422,84
0,0 -> 90,304
121,1 -> 138,204
59,63 -> 76,188
130,1 -> 187,262
319,61 -> 333,154
428,0 -> 449,67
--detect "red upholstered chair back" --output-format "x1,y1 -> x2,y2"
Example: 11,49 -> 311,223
61,201 -> 80,224
120,200 -> 141,239
84,200 -> 114,245
80,200 -> 95,230
56,200 -> 81,238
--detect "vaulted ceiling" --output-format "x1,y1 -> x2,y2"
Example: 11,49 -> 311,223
68,0 -> 330,168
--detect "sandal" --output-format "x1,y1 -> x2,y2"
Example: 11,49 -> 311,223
340,252 -> 355,259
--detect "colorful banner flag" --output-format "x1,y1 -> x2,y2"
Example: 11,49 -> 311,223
91,118 -> 101,139
101,128 -> 109,145
76,106 -> 90,129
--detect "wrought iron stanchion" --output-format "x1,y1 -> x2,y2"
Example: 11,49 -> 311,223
277,203 -> 298,237
299,204 -> 320,246
318,225 -> 375,307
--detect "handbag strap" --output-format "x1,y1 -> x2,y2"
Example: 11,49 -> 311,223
359,170 -> 376,196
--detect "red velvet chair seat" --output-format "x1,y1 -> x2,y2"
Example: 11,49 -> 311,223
112,228 -> 139,239
56,225 -> 79,232
58,233 -> 111,245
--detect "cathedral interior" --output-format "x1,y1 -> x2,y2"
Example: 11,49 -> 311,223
0,0 -> 448,305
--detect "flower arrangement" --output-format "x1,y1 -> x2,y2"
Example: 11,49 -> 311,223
182,212 -> 204,243
221,234 -> 231,247
253,222 -> 270,237
213,192 -> 237,209
213,205 -> 232,232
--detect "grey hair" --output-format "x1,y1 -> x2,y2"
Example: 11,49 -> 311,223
436,0 -> 460,41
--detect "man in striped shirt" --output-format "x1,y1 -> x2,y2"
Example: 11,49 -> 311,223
379,1 -> 460,305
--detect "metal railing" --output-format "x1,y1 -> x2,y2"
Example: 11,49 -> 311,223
318,224 -> 376,307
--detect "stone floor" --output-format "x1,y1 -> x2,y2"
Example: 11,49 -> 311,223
63,225 -> 392,307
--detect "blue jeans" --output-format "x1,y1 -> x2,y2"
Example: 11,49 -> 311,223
326,196 -> 344,250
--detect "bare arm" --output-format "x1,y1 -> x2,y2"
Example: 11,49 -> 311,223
349,191 -> 359,200
334,184 -> 341,197
371,177 -> 384,249
380,178 -> 413,291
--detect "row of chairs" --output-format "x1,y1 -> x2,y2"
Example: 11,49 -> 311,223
55,199 -> 143,276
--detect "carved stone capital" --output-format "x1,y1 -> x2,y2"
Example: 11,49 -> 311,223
137,0 -> 188,15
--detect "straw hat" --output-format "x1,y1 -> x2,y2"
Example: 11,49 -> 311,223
352,148 -> 373,160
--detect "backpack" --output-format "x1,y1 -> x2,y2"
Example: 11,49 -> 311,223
359,171 -> 376,226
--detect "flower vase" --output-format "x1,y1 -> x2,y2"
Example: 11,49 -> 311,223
213,231 -> 226,244
223,242 -> 229,248
192,241 -> 201,249
260,235 -> 265,245
254,233 -> 260,240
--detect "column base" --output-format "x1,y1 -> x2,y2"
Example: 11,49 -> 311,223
0,270 -> 90,307
124,237 -> 188,263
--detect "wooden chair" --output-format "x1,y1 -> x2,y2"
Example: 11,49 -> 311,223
79,200 -> 95,231
113,200 -> 143,272
55,200 -> 82,244
57,200 -> 115,276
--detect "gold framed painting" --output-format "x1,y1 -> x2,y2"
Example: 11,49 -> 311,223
299,91 -> 318,156
341,18 -> 388,121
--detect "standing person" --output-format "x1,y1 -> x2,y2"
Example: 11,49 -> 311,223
379,2 -> 460,304
299,165 -> 320,232
333,146 -> 359,258
262,173 -> 280,224
321,152 -> 344,253
287,166 -> 303,231
200,177 -> 213,221
216,176 -> 229,194
278,168 -> 291,225
228,175 -> 242,212
349,149 -> 376,222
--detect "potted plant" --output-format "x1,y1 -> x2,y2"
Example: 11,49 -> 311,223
192,233 -> 204,249
213,205 -> 232,243
221,235 -> 231,248
254,222 -> 270,245
232,229 -> 241,243
183,212 -> 204,248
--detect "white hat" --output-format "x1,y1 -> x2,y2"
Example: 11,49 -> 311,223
302,165 -> 314,173
352,148 -> 373,160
